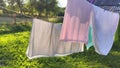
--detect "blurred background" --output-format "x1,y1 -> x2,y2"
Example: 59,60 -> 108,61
0,0 -> 120,68
0,0 -> 66,24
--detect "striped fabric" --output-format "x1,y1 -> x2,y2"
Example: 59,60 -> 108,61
26,19 -> 84,59
60,0 -> 93,43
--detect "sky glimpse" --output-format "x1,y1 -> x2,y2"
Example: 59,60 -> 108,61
58,0 -> 67,7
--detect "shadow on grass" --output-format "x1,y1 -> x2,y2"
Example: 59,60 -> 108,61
68,46 -> 120,68
33,45 -> 120,68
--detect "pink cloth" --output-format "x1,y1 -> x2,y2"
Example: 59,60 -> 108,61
60,0 -> 93,43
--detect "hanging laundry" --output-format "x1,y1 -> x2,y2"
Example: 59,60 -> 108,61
92,5 -> 119,55
86,12 -> 94,50
86,26 -> 93,50
26,19 -> 84,59
60,0 -> 93,43
87,0 -> 120,13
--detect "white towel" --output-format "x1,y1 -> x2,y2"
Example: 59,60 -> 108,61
26,19 -> 84,59
92,5 -> 119,55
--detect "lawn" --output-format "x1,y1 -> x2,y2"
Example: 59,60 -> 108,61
0,23 -> 120,68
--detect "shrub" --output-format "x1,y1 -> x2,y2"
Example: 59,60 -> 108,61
0,22 -> 32,34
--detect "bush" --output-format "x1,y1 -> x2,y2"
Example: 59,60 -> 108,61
56,17 -> 63,23
0,22 -> 32,34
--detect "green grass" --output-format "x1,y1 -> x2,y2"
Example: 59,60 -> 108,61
0,24 -> 120,68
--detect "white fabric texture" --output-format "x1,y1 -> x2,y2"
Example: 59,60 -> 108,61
26,19 -> 84,59
92,5 -> 119,55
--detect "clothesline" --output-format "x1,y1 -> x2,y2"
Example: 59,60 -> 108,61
96,4 -> 120,6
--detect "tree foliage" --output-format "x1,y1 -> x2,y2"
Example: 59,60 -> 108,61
0,0 -> 62,17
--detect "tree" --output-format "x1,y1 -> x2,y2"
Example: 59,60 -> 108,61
31,0 -> 59,17
0,0 -> 5,6
16,0 -> 24,14
45,0 -> 59,17
5,0 -> 17,24
0,0 -> 6,14
1,0 -> 63,18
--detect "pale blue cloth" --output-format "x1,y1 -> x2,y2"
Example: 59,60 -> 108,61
92,5 -> 119,55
